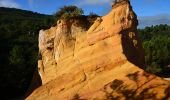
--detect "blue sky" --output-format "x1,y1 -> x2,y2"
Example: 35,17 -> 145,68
0,0 -> 170,27
0,0 -> 170,16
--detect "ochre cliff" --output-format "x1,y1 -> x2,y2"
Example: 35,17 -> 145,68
27,1 -> 170,100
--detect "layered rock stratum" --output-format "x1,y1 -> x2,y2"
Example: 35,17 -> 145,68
27,1 -> 170,100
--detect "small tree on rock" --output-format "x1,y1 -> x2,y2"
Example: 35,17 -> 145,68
54,5 -> 84,19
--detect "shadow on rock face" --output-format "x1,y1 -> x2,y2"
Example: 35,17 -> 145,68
24,67 -> 42,98
104,71 -> 170,99
121,29 -> 145,69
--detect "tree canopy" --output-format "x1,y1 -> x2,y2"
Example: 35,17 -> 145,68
138,24 -> 170,76
54,5 -> 84,19
0,7 -> 54,99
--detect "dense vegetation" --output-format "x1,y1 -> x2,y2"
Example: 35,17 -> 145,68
54,5 -> 84,19
0,6 -> 169,99
138,24 -> 170,76
0,7 -> 54,98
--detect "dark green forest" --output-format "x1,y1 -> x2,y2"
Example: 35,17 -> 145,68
138,24 -> 170,76
0,7 -> 54,99
0,7 -> 170,99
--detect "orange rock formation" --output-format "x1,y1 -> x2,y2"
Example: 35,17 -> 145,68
27,1 -> 170,100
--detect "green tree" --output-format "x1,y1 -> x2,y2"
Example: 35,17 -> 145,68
54,5 -> 84,19
138,24 -> 170,76
0,7 -> 54,99
9,45 -> 25,66
143,36 -> 170,74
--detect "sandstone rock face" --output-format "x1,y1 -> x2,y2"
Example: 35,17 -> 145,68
27,1 -> 170,100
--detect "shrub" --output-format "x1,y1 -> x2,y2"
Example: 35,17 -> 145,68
54,5 -> 84,19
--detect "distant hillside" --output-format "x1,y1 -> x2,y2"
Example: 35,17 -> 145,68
0,7 -> 54,99
0,7 -> 54,29
0,7 -> 47,16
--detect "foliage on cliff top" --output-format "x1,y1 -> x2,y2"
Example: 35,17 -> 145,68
54,5 -> 84,19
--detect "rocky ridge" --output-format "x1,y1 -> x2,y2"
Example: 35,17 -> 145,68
27,1 -> 170,100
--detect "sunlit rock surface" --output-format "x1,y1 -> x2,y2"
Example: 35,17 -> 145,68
27,1 -> 170,100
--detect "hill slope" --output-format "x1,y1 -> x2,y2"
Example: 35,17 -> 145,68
0,7 -> 54,99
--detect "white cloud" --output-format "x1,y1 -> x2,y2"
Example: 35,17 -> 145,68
0,0 -> 20,8
138,14 -> 170,28
77,0 -> 112,6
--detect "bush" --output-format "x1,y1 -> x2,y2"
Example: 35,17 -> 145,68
54,5 -> 84,19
